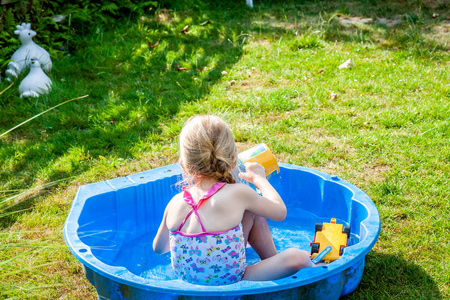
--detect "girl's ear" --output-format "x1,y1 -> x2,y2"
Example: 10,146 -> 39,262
233,150 -> 239,166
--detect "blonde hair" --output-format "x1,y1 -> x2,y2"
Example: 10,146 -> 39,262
179,115 -> 237,184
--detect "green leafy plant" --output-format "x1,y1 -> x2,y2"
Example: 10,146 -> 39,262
288,33 -> 321,50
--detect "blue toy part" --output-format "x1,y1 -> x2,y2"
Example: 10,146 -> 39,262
64,163 -> 381,299
312,246 -> 333,264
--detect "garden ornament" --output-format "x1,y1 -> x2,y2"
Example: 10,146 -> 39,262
19,58 -> 52,98
5,23 -> 52,81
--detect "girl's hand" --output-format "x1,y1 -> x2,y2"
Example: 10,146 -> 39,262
239,162 -> 266,184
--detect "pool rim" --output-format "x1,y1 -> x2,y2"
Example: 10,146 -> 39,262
63,163 -> 381,296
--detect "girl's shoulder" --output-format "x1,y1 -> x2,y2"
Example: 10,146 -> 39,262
227,182 -> 257,192
165,191 -> 184,212
165,192 -> 189,229
169,191 -> 184,204
222,182 -> 258,199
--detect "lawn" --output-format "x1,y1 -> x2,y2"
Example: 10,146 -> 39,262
0,0 -> 449,299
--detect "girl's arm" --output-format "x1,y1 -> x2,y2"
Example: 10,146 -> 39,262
239,162 -> 287,221
153,204 -> 170,254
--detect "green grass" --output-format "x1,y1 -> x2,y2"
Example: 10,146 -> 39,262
1,0 -> 449,299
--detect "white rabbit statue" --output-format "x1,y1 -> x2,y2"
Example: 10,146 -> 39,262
5,23 -> 52,81
19,58 -> 52,98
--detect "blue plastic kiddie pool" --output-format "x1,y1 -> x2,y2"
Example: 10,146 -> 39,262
64,163 -> 380,299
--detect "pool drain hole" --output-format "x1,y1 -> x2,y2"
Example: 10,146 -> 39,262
79,249 -> 87,253
292,276 -> 297,279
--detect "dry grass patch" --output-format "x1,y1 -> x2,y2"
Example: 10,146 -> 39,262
424,21 -> 450,47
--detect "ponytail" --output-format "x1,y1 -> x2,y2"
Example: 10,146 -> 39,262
179,115 -> 237,184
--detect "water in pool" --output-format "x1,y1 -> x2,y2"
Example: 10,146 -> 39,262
101,215 -> 354,282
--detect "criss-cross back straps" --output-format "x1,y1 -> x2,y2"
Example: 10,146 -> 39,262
177,182 -> 227,232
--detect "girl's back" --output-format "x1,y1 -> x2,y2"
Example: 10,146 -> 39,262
166,182 -> 250,234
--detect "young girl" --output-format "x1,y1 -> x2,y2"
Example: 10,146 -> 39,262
153,115 -> 312,286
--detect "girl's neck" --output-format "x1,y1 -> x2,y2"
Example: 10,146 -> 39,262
192,176 -> 220,191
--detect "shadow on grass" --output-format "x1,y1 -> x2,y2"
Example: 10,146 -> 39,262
345,252 -> 442,299
0,1 -> 256,227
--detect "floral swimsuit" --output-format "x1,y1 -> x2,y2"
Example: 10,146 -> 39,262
169,182 -> 246,286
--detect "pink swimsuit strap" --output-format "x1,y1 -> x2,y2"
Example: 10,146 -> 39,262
177,182 -> 227,233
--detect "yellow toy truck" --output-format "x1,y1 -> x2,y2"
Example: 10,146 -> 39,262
310,218 -> 351,264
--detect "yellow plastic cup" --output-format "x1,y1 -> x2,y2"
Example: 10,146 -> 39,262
238,144 -> 280,178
